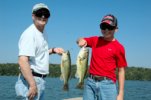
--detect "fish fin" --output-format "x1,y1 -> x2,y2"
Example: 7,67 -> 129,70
63,84 -> 69,91
76,82 -> 84,89
60,74 -> 64,81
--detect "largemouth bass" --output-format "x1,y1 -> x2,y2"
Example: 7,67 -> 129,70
75,47 -> 89,89
60,50 -> 71,91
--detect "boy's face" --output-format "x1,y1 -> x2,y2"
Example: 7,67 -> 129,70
100,23 -> 117,40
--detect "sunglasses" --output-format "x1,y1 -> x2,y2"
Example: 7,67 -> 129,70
100,24 -> 116,31
34,9 -> 50,18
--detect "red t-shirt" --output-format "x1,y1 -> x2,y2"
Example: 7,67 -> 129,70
84,36 -> 127,83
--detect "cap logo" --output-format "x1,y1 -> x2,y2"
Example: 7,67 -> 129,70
102,20 -> 112,25
104,16 -> 113,20
102,16 -> 113,22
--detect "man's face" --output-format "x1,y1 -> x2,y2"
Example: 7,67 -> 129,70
33,8 -> 50,27
33,15 -> 48,26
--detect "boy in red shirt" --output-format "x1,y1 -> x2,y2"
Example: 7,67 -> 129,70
77,14 -> 127,100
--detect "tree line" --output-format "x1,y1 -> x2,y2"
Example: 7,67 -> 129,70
0,63 -> 151,81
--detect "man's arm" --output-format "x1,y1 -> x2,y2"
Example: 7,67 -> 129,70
18,56 -> 37,99
117,67 -> 125,100
49,48 -> 64,55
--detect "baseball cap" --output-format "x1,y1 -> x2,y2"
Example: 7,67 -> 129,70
100,14 -> 118,27
32,3 -> 50,18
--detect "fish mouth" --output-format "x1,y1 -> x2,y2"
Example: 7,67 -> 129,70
63,50 -> 70,54
82,47 -> 89,50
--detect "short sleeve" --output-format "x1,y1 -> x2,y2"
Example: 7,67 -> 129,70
18,33 -> 36,57
84,36 -> 98,47
115,45 -> 127,68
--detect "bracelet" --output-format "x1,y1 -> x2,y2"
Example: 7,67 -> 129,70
52,48 -> 56,53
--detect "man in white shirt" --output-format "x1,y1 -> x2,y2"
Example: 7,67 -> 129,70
15,3 -> 64,100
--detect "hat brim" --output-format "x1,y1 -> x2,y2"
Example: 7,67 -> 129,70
33,8 -> 49,14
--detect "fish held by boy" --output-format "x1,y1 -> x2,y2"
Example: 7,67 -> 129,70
75,47 -> 89,89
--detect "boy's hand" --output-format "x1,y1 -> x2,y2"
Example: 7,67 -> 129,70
117,94 -> 123,100
76,38 -> 87,47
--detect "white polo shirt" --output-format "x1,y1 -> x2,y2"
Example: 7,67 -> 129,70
19,24 -> 49,74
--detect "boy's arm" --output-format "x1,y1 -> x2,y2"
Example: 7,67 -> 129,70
76,38 -> 87,47
117,67 -> 125,100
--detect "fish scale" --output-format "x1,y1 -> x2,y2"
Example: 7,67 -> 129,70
60,50 -> 71,91
75,47 -> 89,89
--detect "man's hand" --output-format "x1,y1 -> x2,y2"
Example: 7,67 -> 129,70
28,84 -> 37,100
53,48 -> 64,55
49,48 -> 64,55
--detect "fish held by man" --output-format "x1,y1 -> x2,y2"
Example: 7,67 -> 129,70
75,47 -> 89,89
60,50 -> 71,91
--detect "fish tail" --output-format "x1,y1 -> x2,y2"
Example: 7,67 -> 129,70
63,84 -> 69,91
76,82 -> 84,89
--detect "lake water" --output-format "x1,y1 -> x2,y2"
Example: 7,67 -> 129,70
0,76 -> 151,100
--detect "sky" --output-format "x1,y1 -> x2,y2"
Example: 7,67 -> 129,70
0,0 -> 151,68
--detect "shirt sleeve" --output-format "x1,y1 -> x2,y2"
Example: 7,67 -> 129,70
115,45 -> 127,68
84,36 -> 97,47
18,33 -> 36,57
